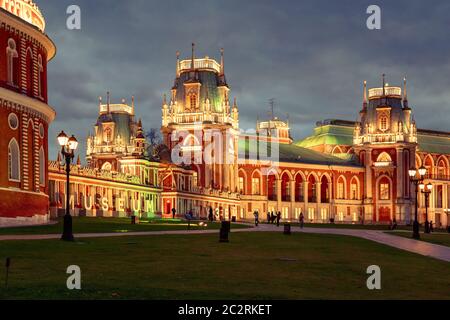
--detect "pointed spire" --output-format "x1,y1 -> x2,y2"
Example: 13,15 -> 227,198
163,93 -> 167,106
131,95 -> 135,115
191,43 -> 195,70
363,80 -> 367,110
98,96 -> 103,113
233,97 -> 237,108
382,74 -> 386,96
220,48 -> 224,75
403,76 -> 409,108
107,91 -> 111,113
76,155 -> 81,166
176,51 -> 180,78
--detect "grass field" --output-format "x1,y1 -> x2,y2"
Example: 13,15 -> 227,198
388,231 -> 450,248
0,232 -> 449,300
0,217 -> 249,235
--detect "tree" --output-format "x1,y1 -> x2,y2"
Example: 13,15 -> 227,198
145,128 -> 162,158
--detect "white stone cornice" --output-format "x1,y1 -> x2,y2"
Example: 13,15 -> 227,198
0,87 -> 55,122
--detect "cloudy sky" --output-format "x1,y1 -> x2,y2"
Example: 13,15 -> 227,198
39,0 -> 450,160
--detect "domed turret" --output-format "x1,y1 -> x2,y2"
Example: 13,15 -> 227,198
164,44 -> 237,128
354,75 -> 416,145
0,0 -> 46,32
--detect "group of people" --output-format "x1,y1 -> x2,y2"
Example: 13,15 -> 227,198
252,210 -> 305,228
266,211 -> 282,227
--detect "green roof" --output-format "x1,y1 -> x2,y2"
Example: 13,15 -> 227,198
295,120 -> 450,155
295,124 -> 354,149
418,132 -> 450,154
238,138 -> 361,167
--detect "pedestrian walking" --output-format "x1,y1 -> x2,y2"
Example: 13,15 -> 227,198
299,212 -> 304,229
254,210 -> 259,226
267,212 -> 271,224
276,211 -> 281,227
171,207 -> 176,219
429,220 -> 434,232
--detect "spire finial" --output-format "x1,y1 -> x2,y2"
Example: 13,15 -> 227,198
131,95 -> 135,115
382,74 -> 386,96
363,80 -> 368,110
233,97 -> 237,108
403,76 -> 409,108
176,51 -> 180,78
403,76 -> 408,100
191,43 -> 195,70
107,91 -> 111,113
163,93 -> 167,105
98,96 -> 102,113
220,48 -> 224,75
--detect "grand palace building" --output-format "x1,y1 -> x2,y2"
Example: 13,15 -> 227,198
1,1 -> 449,228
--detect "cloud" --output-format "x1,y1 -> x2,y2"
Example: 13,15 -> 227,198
39,0 -> 450,160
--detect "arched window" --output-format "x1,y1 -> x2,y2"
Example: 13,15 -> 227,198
104,127 -> 112,143
26,48 -> 34,96
37,54 -> 44,98
377,152 -> 392,163
321,175 -> 330,203
39,147 -> 45,186
251,171 -> 261,195
337,176 -> 346,199
350,177 -> 359,200
102,162 -> 112,171
8,138 -> 20,181
308,175 -> 317,203
380,116 -> 387,130
190,94 -> 197,111
379,176 -> 391,200
281,172 -> 290,201
437,159 -> 447,179
295,174 -> 304,202
6,38 -> 19,86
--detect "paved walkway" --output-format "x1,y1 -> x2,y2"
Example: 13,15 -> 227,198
1,223 -> 449,263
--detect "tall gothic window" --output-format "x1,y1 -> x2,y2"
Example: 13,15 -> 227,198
6,38 -> 19,86
104,127 -> 112,143
379,115 -> 388,131
38,54 -> 44,98
190,94 -> 197,111
379,177 -> 391,200
26,48 -> 34,96
8,138 -> 20,181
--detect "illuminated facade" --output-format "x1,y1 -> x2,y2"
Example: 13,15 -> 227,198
0,6 -> 447,228
48,97 -> 160,219
0,1 -> 55,225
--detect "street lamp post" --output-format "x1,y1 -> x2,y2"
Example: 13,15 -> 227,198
408,166 -> 427,240
58,131 -> 79,242
419,182 -> 433,234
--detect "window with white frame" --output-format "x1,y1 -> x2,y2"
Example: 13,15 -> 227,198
8,138 -> 20,182
251,177 -> 260,195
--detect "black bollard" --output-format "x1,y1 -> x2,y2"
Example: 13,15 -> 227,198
5,257 -> 11,289
219,221 -> 231,242
284,223 -> 291,235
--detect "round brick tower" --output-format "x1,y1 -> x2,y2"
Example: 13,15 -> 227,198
0,0 -> 56,225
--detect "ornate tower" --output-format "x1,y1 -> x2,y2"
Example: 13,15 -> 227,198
86,94 -> 147,172
161,44 -> 239,192
353,76 -> 416,223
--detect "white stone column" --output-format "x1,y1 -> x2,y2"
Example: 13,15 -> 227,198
396,148 -> 403,199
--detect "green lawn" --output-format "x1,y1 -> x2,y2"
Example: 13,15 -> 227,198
0,232 -> 449,300
388,231 -> 450,248
0,217 -> 249,235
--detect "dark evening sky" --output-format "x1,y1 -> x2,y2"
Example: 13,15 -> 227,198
39,0 -> 450,159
